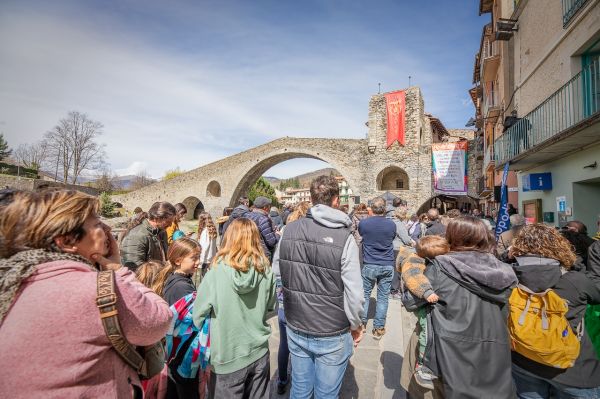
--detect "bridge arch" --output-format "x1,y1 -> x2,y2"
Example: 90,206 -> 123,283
229,149 -> 359,208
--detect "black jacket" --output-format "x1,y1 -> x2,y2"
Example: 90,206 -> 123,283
425,220 -> 446,237
220,205 -> 249,242
163,273 -> 195,306
424,252 -> 517,399
511,255 -> 600,388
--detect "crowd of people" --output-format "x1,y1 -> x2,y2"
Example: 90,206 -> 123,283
0,176 -> 599,398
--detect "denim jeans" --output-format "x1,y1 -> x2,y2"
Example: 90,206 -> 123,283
277,309 -> 290,384
286,327 -> 353,399
512,363 -> 600,399
361,263 -> 394,329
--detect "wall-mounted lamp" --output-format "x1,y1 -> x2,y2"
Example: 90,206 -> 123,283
368,145 -> 377,154
583,161 -> 597,169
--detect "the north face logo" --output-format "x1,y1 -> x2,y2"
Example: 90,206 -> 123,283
323,237 -> 334,243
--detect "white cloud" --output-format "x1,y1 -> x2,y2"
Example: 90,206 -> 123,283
0,2 -> 478,179
115,161 -> 150,177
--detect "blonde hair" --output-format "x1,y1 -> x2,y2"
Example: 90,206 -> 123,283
154,237 -> 200,296
394,208 -> 408,221
511,224 -> 576,268
197,212 -> 217,239
213,218 -> 269,273
416,236 -> 450,259
287,201 -> 310,224
0,190 -> 98,258
136,260 -> 165,292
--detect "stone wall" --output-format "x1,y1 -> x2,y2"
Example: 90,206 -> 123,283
115,86 -> 441,219
0,174 -> 100,196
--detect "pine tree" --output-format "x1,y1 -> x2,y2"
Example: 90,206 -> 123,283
99,192 -> 115,218
248,177 -> 279,207
0,133 -> 12,161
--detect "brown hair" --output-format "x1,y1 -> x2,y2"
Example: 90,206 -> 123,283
511,224 -> 576,268
135,260 -> 165,292
427,208 -> 440,221
371,197 -> 386,215
355,203 -> 368,213
0,190 -> 98,258
213,218 -> 269,273
287,201 -> 310,224
174,203 -> 187,217
197,212 -> 217,239
148,201 -> 177,222
446,216 -> 493,252
416,236 -> 450,259
154,237 -> 200,296
310,175 -> 339,206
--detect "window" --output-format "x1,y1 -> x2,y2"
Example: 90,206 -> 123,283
396,179 -> 404,189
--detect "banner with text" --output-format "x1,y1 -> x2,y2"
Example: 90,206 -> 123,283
432,141 -> 468,195
384,90 -> 406,148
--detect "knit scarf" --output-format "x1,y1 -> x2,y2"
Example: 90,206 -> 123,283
0,249 -> 94,325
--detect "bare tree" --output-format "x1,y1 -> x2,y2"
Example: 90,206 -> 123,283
45,111 -> 106,184
130,170 -> 153,191
14,141 -> 49,170
93,170 -> 116,193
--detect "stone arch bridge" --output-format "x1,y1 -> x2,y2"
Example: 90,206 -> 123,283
116,87 -> 439,219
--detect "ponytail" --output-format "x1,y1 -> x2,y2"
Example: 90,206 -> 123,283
153,260 -> 177,297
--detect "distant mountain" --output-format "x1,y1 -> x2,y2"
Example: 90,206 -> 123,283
266,167 -> 340,189
110,175 -> 156,190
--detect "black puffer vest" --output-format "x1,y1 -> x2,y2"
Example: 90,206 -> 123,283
278,212 -> 351,336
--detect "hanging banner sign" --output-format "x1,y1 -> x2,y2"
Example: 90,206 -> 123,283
432,141 -> 468,195
495,162 -> 511,240
384,90 -> 406,148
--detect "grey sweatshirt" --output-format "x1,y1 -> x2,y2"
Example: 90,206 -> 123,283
272,204 -> 365,330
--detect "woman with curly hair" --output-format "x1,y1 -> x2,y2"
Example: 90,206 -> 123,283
509,224 -> 600,398
197,212 -> 218,280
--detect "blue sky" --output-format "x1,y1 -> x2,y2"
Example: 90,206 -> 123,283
0,0 -> 488,179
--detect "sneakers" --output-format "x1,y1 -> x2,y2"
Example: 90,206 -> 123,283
414,365 -> 436,390
372,327 -> 386,340
390,291 -> 402,301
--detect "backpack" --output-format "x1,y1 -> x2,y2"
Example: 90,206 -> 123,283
165,292 -> 211,380
508,284 -> 582,369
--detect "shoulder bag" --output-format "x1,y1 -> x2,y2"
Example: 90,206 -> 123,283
96,270 -> 165,380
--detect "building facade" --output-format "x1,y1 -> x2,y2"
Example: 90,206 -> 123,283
477,0 -> 600,231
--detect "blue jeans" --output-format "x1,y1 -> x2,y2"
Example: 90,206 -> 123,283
286,327 -> 353,399
277,309 -> 289,384
361,263 -> 394,329
512,363 -> 600,399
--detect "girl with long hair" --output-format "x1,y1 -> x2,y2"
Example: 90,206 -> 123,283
153,237 -> 202,399
193,218 -> 276,399
197,212 -> 218,283
155,237 -> 201,305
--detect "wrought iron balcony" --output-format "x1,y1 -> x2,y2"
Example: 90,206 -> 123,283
562,0 -> 589,27
494,58 -> 600,167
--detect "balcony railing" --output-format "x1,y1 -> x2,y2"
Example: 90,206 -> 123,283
495,58 -> 600,165
562,0 -> 589,27
483,146 -> 496,170
481,40 -> 500,82
477,176 -> 493,196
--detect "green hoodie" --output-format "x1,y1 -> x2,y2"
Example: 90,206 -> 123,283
192,259 -> 276,374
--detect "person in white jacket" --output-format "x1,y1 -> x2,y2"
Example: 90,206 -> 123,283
196,212 -> 218,284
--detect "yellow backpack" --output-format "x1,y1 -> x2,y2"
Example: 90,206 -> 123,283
508,285 -> 582,369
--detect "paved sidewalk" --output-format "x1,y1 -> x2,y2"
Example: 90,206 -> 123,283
267,295 -> 417,399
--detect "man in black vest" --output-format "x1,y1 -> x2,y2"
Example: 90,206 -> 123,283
273,175 -> 365,398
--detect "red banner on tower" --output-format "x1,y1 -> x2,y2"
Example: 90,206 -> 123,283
384,90 -> 406,148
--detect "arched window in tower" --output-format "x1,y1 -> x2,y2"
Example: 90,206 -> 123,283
377,166 -> 409,191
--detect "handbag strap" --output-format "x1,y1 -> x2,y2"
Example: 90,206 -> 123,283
97,270 -> 146,376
